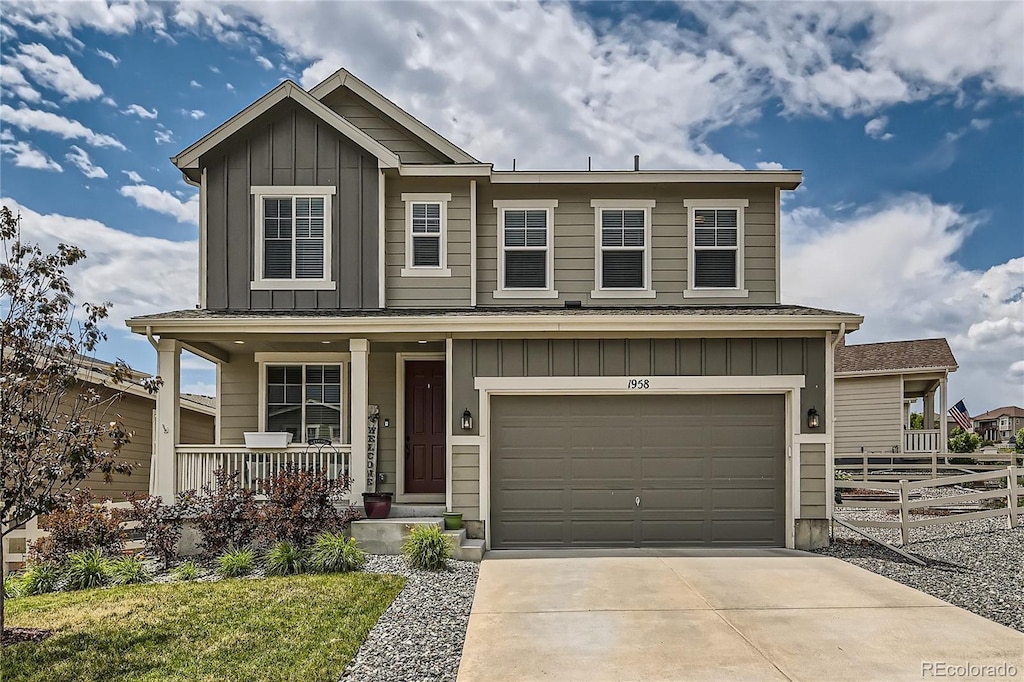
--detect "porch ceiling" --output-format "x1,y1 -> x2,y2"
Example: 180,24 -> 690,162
181,336 -> 446,360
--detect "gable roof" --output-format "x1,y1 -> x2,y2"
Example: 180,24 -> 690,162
835,338 -> 958,374
309,67 -> 478,164
172,80 -> 399,174
972,406 -> 1024,421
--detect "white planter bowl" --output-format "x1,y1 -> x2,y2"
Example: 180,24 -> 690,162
243,432 -> 293,449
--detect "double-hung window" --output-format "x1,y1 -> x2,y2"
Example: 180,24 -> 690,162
684,199 -> 748,298
401,193 -> 451,277
251,186 -> 335,290
591,200 -> 656,298
494,199 -> 558,298
263,362 -> 344,444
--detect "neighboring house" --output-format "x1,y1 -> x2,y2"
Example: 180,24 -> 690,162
126,67 -> 863,551
973,406 -> 1024,443
833,338 -> 958,455
2,358 -> 215,573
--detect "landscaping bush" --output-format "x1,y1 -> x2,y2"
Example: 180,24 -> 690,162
63,548 -> 112,590
216,547 -> 254,578
256,466 -> 360,548
264,541 -> 306,576
402,525 -> 450,570
308,534 -> 366,573
834,469 -> 853,481
171,560 -> 202,582
180,468 -> 260,558
30,490 -> 128,563
126,492 -> 187,570
17,561 -> 62,596
1016,427 -> 1024,453
4,573 -> 21,599
948,427 -> 981,454
109,555 -> 152,585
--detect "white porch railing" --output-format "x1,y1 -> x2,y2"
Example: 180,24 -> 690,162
904,429 -> 942,453
175,444 -> 351,495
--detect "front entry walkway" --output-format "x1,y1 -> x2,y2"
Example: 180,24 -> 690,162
457,551 -> 1023,681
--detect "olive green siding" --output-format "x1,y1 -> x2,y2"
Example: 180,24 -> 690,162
384,177 -> 473,308
321,89 -> 449,164
453,444 -> 481,521
800,442 -> 827,519
218,353 -> 259,444
476,183 -> 778,307
834,375 -> 903,453
203,100 -> 379,312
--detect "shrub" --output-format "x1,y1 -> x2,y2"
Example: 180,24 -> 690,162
64,548 -> 112,590
256,466 -> 359,548
834,469 -> 853,481
264,541 -> 306,576
17,561 -> 62,596
108,555 -> 152,585
1016,427 -> 1024,454
30,490 -> 127,563
180,469 -> 260,558
308,534 -> 366,574
126,492 -> 187,570
402,525 -> 450,571
172,560 -> 203,582
948,427 -> 981,454
4,573 -> 21,599
216,547 -> 254,578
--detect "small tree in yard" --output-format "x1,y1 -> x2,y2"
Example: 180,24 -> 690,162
947,426 -> 981,454
1015,427 -> 1024,454
0,206 -> 157,642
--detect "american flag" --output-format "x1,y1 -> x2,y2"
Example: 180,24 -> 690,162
949,400 -> 972,431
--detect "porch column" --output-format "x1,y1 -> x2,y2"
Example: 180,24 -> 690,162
153,338 -> 180,500
924,389 -> 935,431
349,338 -> 369,501
939,376 -> 948,452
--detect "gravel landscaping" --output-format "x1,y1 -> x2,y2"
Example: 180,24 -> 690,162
342,556 -> 480,682
820,483 -> 1023,632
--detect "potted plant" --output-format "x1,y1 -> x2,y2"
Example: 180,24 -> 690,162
442,511 -> 463,530
361,491 -> 393,519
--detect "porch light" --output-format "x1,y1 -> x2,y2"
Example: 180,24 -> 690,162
807,407 -> 820,429
461,409 -> 473,431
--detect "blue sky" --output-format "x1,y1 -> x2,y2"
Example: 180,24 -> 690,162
1,1 -> 1022,414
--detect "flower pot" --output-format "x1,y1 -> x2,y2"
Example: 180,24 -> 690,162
362,492 -> 393,519
443,511 -> 463,530
243,432 -> 293,448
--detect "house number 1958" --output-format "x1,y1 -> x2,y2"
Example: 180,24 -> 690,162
627,378 -> 651,390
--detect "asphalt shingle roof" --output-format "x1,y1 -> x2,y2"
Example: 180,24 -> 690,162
972,406 -> 1024,421
835,338 -> 958,373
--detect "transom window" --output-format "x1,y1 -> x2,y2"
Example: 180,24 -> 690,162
402,193 -> 452,277
494,199 -> 558,297
684,198 -> 749,298
266,364 -> 343,443
251,186 -> 335,290
591,200 -> 655,298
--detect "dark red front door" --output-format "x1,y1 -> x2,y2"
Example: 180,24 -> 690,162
405,360 -> 445,494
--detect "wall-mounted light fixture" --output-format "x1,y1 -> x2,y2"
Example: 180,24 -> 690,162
807,407 -> 820,430
461,409 -> 474,431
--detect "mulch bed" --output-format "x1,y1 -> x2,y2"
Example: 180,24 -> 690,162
1,627 -> 52,646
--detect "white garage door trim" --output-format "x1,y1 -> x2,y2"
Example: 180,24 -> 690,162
474,375 -> 807,550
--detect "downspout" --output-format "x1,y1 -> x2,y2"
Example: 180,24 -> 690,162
145,325 -> 159,351
827,321 -> 846,535
830,322 -> 847,351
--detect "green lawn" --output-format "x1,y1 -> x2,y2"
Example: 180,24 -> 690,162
2,573 -> 406,682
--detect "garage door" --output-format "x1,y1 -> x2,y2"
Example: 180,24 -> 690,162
490,394 -> 786,548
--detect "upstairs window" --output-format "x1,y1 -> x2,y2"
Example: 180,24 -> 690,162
251,186 -> 335,291
591,200 -> 656,298
494,199 -> 558,298
402,193 -> 452,277
684,198 -> 749,298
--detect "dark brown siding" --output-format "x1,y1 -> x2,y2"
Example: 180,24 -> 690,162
203,100 -> 378,311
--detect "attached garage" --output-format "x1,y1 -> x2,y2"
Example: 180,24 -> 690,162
489,393 -> 786,549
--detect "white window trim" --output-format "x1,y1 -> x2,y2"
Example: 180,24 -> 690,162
256,352 -> 349,444
590,199 -> 656,299
493,199 -> 559,299
401,192 -> 452,277
250,186 -> 336,291
683,198 -> 749,299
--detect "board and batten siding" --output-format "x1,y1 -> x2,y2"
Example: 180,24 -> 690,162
475,183 -> 778,306
800,442 -> 826,519
385,177 -> 473,308
203,100 -> 379,312
834,375 -> 903,453
321,89 -> 449,165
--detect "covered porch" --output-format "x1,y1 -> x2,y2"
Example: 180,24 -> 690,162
901,371 -> 950,454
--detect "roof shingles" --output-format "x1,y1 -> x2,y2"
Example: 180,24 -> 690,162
835,338 -> 958,374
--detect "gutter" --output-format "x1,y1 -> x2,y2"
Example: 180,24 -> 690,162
145,325 -> 159,350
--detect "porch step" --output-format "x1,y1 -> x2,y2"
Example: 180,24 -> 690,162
351,517 -> 443,555
444,529 -> 485,562
386,504 -> 447,518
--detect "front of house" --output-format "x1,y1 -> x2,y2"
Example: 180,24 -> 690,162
127,68 -> 862,552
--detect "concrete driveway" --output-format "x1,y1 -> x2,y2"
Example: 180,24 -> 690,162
457,550 -> 1024,681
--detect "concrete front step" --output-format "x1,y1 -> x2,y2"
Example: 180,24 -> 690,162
350,516 -> 484,561
387,504 -> 447,518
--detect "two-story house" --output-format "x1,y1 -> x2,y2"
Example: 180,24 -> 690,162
126,68 -> 863,552
973,406 -> 1024,444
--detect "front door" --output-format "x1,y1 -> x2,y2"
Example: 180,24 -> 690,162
405,360 -> 446,494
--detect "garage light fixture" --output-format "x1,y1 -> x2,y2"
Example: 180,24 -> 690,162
807,407 -> 820,429
461,409 -> 473,431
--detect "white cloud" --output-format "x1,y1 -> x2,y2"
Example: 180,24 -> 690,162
255,55 -> 273,70
183,109 -> 206,119
65,145 -> 108,178
970,118 -> 992,131
118,183 -> 198,223
782,195 -> 1023,411
1,138 -> 62,171
0,64 -> 43,103
122,169 -> 145,183
154,126 -> 174,144
96,48 -> 119,65
189,79 -> 202,88
225,82 -> 235,91
0,104 -> 125,149
864,116 -> 894,140
1010,360 -> 1024,382
755,161 -> 785,171
0,196 -> 197,328
10,42 -> 104,101
123,103 -> 158,119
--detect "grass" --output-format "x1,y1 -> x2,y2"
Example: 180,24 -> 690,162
2,573 -> 406,682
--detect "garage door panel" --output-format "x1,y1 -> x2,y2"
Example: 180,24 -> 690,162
500,457 -> 565,480
567,425 -> 636,448
711,519 -> 782,544
641,455 -> 705,479
640,425 -> 708,446
636,487 -> 705,510
499,521 -> 566,544
494,424 -> 566,448
711,487 -> 777,511
496,489 -> 566,512
571,488 -> 636,512
711,455 -> 777,478
571,521 -> 635,545
570,457 -> 634,480
710,424 -> 780,447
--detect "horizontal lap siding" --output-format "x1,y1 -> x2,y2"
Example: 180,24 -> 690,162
180,408 -> 216,446
322,90 -> 448,164
452,444 -> 481,521
834,375 -> 903,453
82,389 -> 154,499
219,353 -> 259,445
800,443 -> 826,519
368,350 -> 398,494
476,183 -> 777,306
